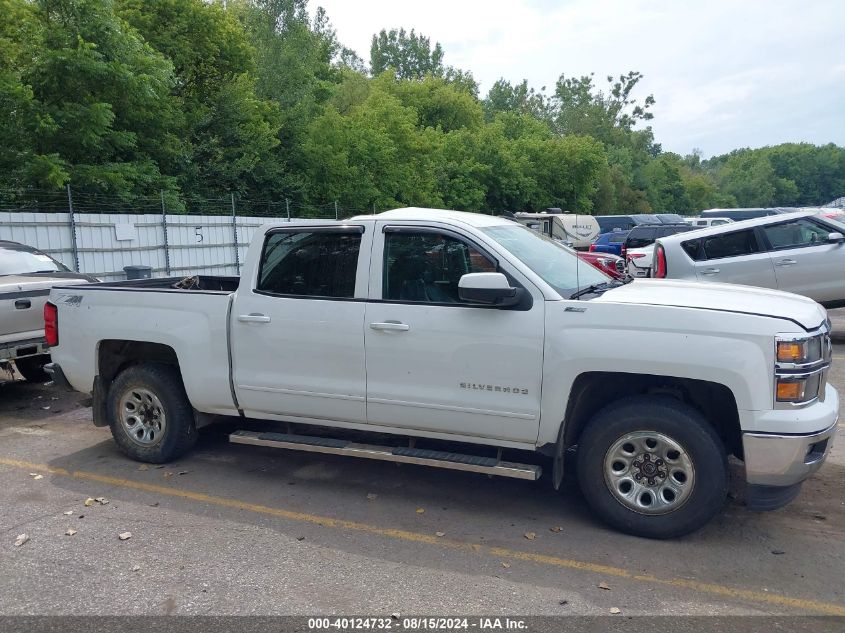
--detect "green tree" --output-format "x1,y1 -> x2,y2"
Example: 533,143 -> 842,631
714,151 -> 799,207
642,153 -> 691,212
483,79 -> 553,125
117,0 -> 282,199
302,90 -> 442,210
518,135 -> 607,212
12,0 -> 181,199
374,72 -> 483,132
237,0 -> 345,201
0,0 -> 69,189
369,27 -> 477,95
554,71 -> 656,143
370,28 -> 444,79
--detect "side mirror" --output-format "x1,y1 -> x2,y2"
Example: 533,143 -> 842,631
827,232 -> 844,243
458,272 -> 520,307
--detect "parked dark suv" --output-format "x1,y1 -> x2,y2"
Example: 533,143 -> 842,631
623,223 -> 697,277
595,214 -> 660,233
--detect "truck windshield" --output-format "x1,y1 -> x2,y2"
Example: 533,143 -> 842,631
0,244 -> 68,276
481,224 -> 609,298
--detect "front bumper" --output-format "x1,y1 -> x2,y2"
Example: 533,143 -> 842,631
742,419 -> 837,488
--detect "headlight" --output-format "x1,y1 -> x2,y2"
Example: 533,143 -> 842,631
776,340 -> 808,363
774,332 -> 831,407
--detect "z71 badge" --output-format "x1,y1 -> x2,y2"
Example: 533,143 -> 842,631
460,382 -> 528,395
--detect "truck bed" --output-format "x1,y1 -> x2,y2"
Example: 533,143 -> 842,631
49,275 -> 239,416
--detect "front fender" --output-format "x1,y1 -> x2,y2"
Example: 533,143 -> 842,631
537,301 -> 790,446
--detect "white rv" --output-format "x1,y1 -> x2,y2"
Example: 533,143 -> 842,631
514,212 -> 600,250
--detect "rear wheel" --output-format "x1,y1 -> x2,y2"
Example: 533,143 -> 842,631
107,363 -> 197,463
576,396 -> 727,539
15,355 -> 50,382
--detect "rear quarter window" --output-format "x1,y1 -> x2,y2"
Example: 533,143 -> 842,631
681,238 -> 704,261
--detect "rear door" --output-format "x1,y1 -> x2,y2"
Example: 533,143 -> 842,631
761,217 -> 844,303
230,225 -> 371,423
692,228 -> 777,287
363,222 -> 545,443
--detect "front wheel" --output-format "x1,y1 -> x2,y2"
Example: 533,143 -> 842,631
107,363 -> 197,463
576,396 -> 727,539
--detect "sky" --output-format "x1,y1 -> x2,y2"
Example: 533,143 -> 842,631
314,0 -> 845,158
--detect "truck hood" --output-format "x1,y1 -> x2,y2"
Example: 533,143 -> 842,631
594,279 -> 828,331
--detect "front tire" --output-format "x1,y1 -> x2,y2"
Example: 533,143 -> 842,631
107,364 -> 197,463
576,396 -> 727,539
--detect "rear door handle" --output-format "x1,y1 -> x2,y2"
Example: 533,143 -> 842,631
776,259 -> 797,267
369,321 -> 410,332
701,268 -> 720,275
14,299 -> 31,309
237,313 -> 271,324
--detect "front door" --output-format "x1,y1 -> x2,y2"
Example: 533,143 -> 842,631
230,225 -> 370,423
761,217 -> 845,304
364,223 -> 545,444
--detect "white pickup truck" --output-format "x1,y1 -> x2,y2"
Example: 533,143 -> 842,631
46,208 -> 838,538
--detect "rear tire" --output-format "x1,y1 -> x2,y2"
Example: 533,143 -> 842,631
107,363 -> 197,463
15,355 -> 50,382
576,395 -> 727,539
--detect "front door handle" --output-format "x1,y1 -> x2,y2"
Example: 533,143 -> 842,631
701,268 -> 720,275
238,313 -> 271,324
776,259 -> 797,267
369,321 -> 410,332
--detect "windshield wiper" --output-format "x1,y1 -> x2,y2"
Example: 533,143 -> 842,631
570,282 -> 614,300
570,277 -> 631,300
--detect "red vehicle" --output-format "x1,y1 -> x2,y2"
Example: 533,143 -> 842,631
577,251 -> 626,279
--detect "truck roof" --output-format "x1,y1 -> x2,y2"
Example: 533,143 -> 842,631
351,207 -> 513,228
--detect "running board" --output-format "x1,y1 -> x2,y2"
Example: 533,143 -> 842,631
229,430 -> 542,480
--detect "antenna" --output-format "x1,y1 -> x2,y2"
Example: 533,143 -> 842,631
575,210 -> 581,300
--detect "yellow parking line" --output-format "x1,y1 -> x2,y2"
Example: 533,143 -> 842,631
3,456 -> 845,616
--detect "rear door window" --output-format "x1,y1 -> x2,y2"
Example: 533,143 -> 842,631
701,229 -> 760,260
257,229 -> 362,298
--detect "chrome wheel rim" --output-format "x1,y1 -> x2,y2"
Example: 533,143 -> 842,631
603,431 -> 695,515
119,388 -> 166,447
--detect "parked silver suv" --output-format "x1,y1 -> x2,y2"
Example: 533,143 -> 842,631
654,211 -> 845,308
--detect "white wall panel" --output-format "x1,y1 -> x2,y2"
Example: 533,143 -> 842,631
0,213 -> 301,281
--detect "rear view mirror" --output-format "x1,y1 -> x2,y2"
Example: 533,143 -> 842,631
458,273 -> 520,307
827,232 -> 844,243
